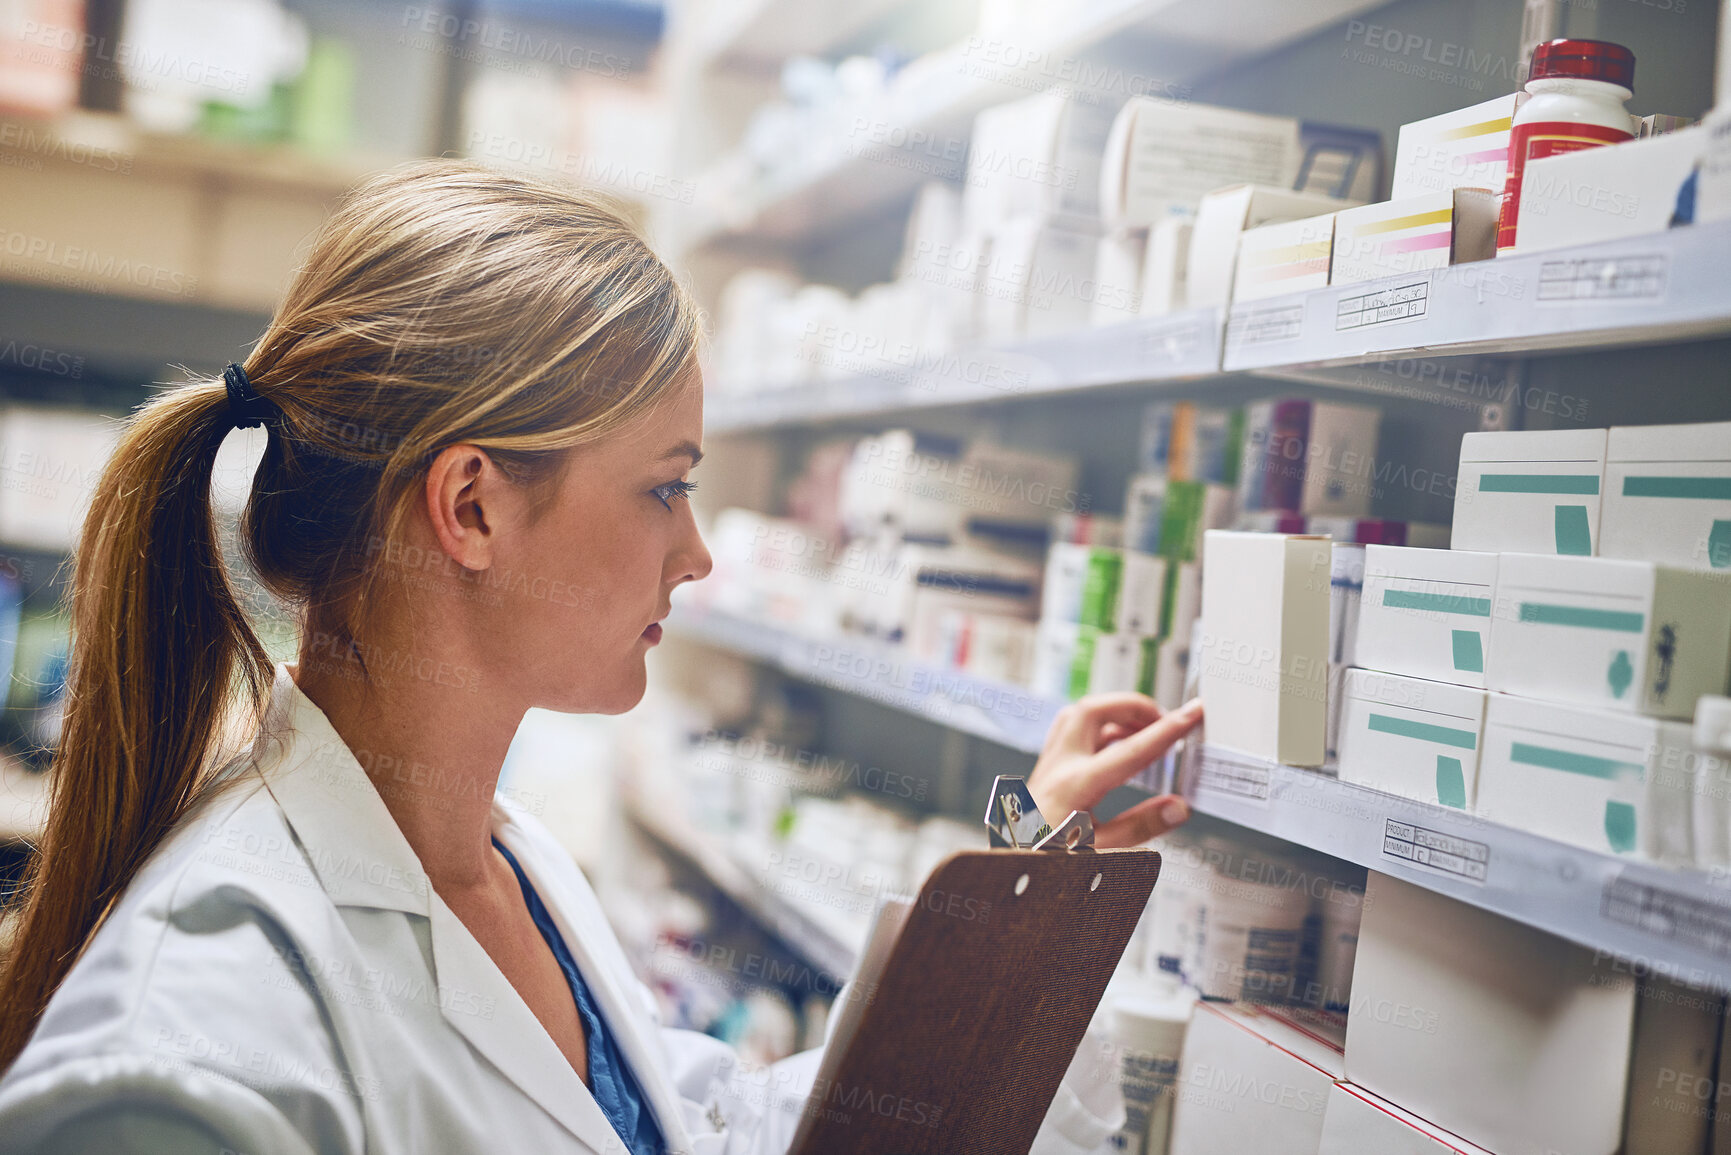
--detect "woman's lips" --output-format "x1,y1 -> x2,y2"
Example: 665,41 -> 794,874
642,622 -> 663,644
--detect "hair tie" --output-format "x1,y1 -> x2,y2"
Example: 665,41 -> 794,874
223,362 -> 275,430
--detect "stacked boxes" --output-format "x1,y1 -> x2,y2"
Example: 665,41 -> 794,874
1451,428 -> 1607,555
1600,420 -> 1731,570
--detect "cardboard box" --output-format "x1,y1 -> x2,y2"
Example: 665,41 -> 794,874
1347,872 -> 1638,1155
1477,693 -> 1698,861
1451,428 -> 1607,555
1137,401 -> 1241,484
1232,211 -> 1339,302
977,214 -> 1103,341
1161,480 -> 1238,563
1199,531 -> 1332,766
1337,670 -> 1488,810
1697,107 -> 1731,225
1169,1002 -> 1342,1155
1487,553 -> 1731,719
1239,399 -> 1381,518
0,408 -> 120,551
1601,420 -> 1731,571
1329,543 -> 1365,668
1090,227 -> 1146,326
962,90 -> 1117,233
1072,628 -> 1159,696
1140,216 -> 1192,316
1099,98 -> 1301,229
1329,189 -> 1498,286
1390,94 -> 1520,199
1624,977 -> 1725,1155
1187,185 -> 1362,309
1319,1084 -> 1495,1155
1042,545 -> 1164,636
1514,126 -> 1706,255
1358,545 -> 1498,687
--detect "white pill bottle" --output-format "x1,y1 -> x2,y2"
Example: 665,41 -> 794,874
1496,38 -> 1636,253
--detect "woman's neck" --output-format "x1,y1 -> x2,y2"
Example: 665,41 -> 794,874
289,635 -> 525,892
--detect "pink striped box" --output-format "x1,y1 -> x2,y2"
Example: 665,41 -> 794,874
1390,93 -> 1520,199
1329,190 -> 1498,287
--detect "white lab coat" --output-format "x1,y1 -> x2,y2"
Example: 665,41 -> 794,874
0,663 -> 1124,1154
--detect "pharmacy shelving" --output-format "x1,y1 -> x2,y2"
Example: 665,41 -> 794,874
689,0 -> 918,70
707,307 -> 1223,432
622,785 -> 861,976
1222,216 -> 1731,370
704,218 -> 1731,433
670,601 -> 1061,751
682,0 -> 1390,250
673,603 -> 1731,989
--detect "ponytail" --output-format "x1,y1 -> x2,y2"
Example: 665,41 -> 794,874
0,377 -> 273,1069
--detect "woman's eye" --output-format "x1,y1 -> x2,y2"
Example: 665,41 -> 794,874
652,480 -> 698,510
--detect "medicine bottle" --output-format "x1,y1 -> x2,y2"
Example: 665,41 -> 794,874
1496,38 -> 1636,253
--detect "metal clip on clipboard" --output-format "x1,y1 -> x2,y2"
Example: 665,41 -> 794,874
984,774 -> 1095,852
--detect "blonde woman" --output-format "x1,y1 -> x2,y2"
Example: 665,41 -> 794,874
0,160 -> 1203,1155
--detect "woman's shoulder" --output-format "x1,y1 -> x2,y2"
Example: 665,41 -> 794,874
0,774 -> 369,1152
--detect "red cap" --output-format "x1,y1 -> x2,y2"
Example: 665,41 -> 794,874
1530,38 -> 1635,88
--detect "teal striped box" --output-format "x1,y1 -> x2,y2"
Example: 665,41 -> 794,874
1358,545 -> 1497,689
1601,421 -> 1731,571
1451,429 -> 1606,556
1487,553 -> 1731,720
1477,693 -> 1697,863
1337,669 -> 1487,810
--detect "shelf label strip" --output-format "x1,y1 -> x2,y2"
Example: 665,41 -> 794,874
1382,819 -> 1490,883
1602,874 -> 1731,962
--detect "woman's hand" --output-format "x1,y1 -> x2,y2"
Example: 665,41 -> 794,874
1026,693 -> 1204,850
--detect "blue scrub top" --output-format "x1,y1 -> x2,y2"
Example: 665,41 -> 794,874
493,837 -> 667,1155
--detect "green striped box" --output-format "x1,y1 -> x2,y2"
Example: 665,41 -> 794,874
1337,669 -> 1487,810
1487,553 -> 1731,720
1451,428 -> 1606,556
1601,421 -> 1731,571
1358,545 -> 1498,689
1477,694 -> 1696,862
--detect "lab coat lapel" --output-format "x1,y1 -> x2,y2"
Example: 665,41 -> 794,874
496,827 -> 698,1155
428,894 -> 630,1154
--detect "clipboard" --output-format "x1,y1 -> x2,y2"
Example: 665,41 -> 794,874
786,777 -> 1161,1155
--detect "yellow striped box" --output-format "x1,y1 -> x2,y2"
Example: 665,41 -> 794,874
1230,211 -> 1338,302
1330,189 -> 1498,286
1391,93 -> 1520,199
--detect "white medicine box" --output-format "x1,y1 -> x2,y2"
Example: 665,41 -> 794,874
1451,428 -> 1606,555
1337,670 -> 1487,811
1357,545 -> 1497,687
1600,420 -> 1731,571
1390,93 -> 1520,199
1199,531 -> 1332,767
1169,1001 -> 1343,1155
1476,693 -> 1697,862
1488,553 -> 1731,719
1319,1084 -> 1496,1155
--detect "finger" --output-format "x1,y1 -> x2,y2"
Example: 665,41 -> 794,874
1067,693 -> 1163,742
1096,794 -> 1191,849
1097,721 -> 1134,749
1082,698 -> 1205,797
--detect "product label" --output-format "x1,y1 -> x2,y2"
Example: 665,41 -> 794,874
1335,280 -> 1429,329
1194,748 -> 1273,804
1536,254 -> 1667,301
1602,874 -> 1731,960
1232,302 -> 1305,346
1497,119 -> 1633,250
1382,819 -> 1490,882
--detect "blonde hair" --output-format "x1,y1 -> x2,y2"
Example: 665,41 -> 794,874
0,158 -> 701,1068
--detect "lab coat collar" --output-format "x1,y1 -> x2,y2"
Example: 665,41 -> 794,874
255,662 -> 432,916
256,662 -> 694,1153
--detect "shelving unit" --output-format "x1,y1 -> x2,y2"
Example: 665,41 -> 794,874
622,783 -> 862,976
672,604 -> 1731,989
679,0 -> 1391,252
690,0 -> 918,71
704,217 -> 1731,433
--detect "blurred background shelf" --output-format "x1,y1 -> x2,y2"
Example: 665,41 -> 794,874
622,784 -> 862,976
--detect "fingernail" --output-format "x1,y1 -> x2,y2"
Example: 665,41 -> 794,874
1180,697 -> 1205,719
1159,797 -> 1190,826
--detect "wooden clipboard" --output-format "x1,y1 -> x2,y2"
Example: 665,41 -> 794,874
788,846 -> 1161,1155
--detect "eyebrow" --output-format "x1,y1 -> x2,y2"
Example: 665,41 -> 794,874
659,440 -> 704,466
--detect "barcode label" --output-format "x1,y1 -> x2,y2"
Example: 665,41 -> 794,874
1196,753 -> 1273,803
1234,303 -> 1304,346
1336,280 -> 1429,329
1537,255 -> 1665,302
1602,875 -> 1731,959
1383,820 -> 1489,883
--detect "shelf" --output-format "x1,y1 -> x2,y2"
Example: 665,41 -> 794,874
1186,745 -> 1731,992
669,603 -> 1060,752
707,307 -> 1223,432
674,603 -> 1731,985
684,0 -> 1390,250
622,787 -> 861,976
1223,219 -> 1731,371
693,0 -> 917,70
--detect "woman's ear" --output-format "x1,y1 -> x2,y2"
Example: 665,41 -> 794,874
425,444 -> 499,570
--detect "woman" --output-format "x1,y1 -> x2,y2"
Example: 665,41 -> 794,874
0,160 -> 1203,1154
